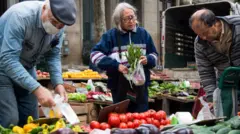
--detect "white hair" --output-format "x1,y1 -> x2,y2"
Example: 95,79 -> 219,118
112,2 -> 138,31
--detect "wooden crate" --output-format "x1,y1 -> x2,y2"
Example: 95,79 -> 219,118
77,114 -> 88,125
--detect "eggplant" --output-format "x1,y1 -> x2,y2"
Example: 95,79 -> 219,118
136,126 -> 151,134
140,124 -> 160,134
50,128 -> 75,134
172,128 -> 193,134
111,128 -> 138,134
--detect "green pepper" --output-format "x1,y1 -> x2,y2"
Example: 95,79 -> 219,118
30,126 -> 42,134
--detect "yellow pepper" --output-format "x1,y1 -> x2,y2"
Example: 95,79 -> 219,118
23,123 -> 38,133
72,125 -> 82,132
50,119 -> 66,132
12,126 -> 24,134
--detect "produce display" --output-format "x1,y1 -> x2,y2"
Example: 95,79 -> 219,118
36,70 -> 50,78
148,81 -> 196,100
89,109 -> 170,131
62,69 -> 102,79
68,93 -> 87,102
161,116 -> 240,134
0,116 -> 84,134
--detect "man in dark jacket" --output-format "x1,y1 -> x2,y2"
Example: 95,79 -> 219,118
90,2 -> 158,112
189,9 -> 240,115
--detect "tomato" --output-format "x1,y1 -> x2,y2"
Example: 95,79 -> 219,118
119,122 -> 128,129
133,119 -> 141,128
119,114 -> 128,123
139,113 -> 146,120
158,110 -> 167,119
140,119 -> 147,124
132,113 -> 140,120
144,112 -> 150,118
152,119 -> 160,127
165,119 -> 171,125
146,118 -> 153,124
148,109 -> 156,118
108,115 -> 120,128
160,119 -> 166,126
126,113 -> 134,121
108,113 -> 118,118
153,112 -> 162,120
100,122 -> 110,130
127,121 -> 134,128
90,121 -> 100,129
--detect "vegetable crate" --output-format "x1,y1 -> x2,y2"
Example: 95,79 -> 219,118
219,67 -> 240,119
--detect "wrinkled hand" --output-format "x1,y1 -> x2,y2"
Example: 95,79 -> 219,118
55,84 -> 68,102
118,64 -> 128,74
33,86 -> 55,107
140,56 -> 147,65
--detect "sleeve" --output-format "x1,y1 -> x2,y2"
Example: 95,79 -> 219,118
0,13 -> 41,92
44,29 -> 64,88
195,40 -> 216,102
90,32 -> 120,71
145,31 -> 158,69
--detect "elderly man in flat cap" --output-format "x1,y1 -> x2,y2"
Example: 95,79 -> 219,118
0,0 -> 76,127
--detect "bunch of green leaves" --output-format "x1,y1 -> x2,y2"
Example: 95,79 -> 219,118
68,93 -> 87,102
125,43 -> 142,72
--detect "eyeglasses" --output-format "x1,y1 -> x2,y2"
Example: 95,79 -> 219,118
122,15 -> 137,23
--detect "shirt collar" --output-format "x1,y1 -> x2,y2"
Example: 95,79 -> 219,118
120,26 -> 137,34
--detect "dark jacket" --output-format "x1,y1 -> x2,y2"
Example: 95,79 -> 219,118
194,15 -> 240,102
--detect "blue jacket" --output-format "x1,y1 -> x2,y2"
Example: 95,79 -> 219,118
0,1 -> 64,92
91,27 -> 158,89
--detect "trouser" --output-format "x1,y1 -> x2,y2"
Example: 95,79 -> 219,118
0,69 -> 38,127
111,74 -> 148,113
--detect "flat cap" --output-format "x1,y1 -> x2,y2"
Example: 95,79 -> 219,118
50,0 -> 77,26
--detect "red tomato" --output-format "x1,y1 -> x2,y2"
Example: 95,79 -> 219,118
139,113 -> 146,120
108,113 -> 118,118
152,119 -> 160,127
146,118 -> 153,124
158,110 -> 167,119
144,112 -> 150,118
108,116 -> 120,128
127,121 -> 134,128
119,114 -> 128,123
148,109 -> 156,118
100,122 -> 110,130
90,121 -> 100,129
153,112 -> 162,120
126,113 -> 134,121
160,119 -> 166,126
133,119 -> 141,128
165,119 -> 171,125
119,122 -> 128,129
132,113 -> 140,120
140,119 -> 147,124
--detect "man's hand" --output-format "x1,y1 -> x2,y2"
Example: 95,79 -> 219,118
118,64 -> 128,74
208,102 -> 214,109
33,86 -> 55,107
55,84 -> 68,102
140,56 -> 147,65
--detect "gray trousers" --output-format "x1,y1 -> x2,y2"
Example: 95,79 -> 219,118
0,68 -> 38,127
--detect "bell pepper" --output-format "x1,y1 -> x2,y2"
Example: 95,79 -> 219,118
23,123 -> 38,133
50,119 -> 66,133
12,126 -> 24,134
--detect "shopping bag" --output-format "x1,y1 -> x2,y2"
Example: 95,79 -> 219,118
197,97 -> 215,121
132,62 -> 145,86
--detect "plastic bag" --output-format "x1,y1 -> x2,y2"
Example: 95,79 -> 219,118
41,95 -> 80,124
87,79 -> 95,91
213,88 -> 223,117
196,97 -> 215,121
132,62 -> 145,86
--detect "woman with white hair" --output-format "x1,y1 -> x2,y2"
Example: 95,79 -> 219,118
91,2 -> 158,112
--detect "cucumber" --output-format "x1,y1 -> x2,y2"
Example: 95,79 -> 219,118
211,124 -> 226,132
216,127 -> 231,134
228,130 -> 240,134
